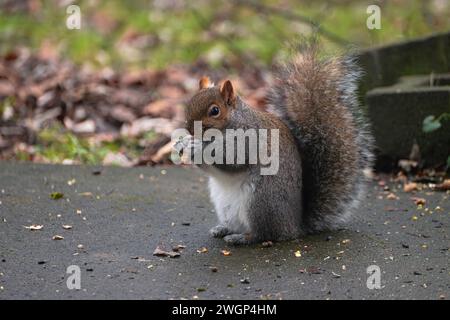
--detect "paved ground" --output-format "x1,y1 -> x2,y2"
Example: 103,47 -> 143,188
0,162 -> 448,300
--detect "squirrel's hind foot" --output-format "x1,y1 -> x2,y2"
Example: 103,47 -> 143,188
223,233 -> 253,245
209,225 -> 231,238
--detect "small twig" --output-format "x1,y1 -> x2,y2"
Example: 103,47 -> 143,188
233,0 -> 353,46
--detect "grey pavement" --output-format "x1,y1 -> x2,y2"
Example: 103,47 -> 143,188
0,162 -> 448,299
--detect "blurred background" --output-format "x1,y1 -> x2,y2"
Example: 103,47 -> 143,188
0,0 -> 449,168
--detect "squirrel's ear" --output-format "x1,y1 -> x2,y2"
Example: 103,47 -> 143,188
199,76 -> 211,90
220,80 -> 236,106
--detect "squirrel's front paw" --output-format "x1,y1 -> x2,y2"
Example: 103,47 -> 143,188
209,225 -> 231,238
223,233 -> 253,245
179,136 -> 203,164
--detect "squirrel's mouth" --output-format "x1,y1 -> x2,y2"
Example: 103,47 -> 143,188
187,124 -> 212,135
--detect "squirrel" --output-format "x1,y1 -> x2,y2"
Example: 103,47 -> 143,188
178,42 -> 373,245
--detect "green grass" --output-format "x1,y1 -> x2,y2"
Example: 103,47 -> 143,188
34,125 -> 147,165
36,126 -> 105,164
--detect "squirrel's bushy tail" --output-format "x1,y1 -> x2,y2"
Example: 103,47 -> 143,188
268,42 -> 374,232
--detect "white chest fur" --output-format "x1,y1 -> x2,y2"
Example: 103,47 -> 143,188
207,169 -> 253,234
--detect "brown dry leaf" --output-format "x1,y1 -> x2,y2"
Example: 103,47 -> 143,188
434,179 -> 450,191
411,197 -> 426,205
150,141 -> 175,164
306,266 -> 322,274
24,224 -> 43,231
112,88 -> 148,108
262,241 -> 273,247
143,99 -> 179,119
78,192 -> 93,197
172,244 -> 186,252
0,80 -> 15,96
52,235 -> 64,240
103,152 -> 134,167
197,247 -> 208,253
159,85 -> 185,99
398,159 -> 418,173
404,182 -> 418,193
120,117 -> 175,137
221,250 -> 232,256
386,193 -> 398,200
121,70 -> 151,86
136,134 -> 172,166
153,246 -> 180,258
71,119 -> 96,134
38,39 -> 60,60
110,105 -> 136,123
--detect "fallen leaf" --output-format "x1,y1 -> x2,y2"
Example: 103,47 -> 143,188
404,182 -> 418,193
221,250 -> 232,256
159,85 -> 185,99
197,247 -> 208,253
172,244 -> 186,252
153,246 -> 180,258
52,235 -> 64,240
294,250 -> 302,257
398,159 -> 418,173
306,266 -> 322,274
434,179 -> 450,191
331,271 -> 341,278
150,140 -> 174,164
386,193 -> 398,200
50,192 -> 64,200
62,225 -> 72,230
69,119 -> 96,134
143,99 -> 179,119
120,117 -> 175,137
110,104 -> 136,123
262,241 -> 273,247
24,224 -> 43,231
78,192 -> 93,197
411,197 -> 426,205
102,152 -> 133,167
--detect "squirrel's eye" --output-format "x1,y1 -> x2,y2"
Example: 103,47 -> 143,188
208,105 -> 221,117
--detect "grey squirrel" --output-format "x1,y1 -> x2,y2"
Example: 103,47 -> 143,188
179,43 -> 373,245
